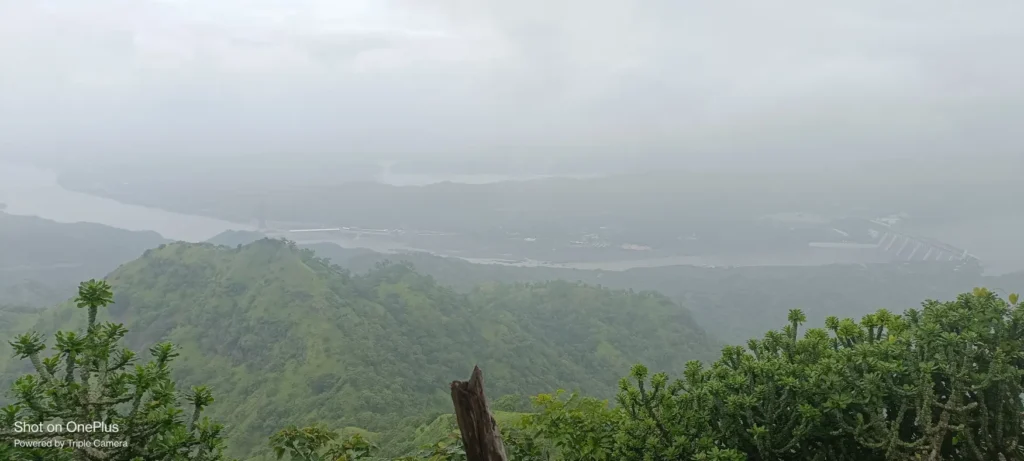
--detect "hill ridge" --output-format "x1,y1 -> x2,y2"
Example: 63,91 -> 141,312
6,238 -> 720,458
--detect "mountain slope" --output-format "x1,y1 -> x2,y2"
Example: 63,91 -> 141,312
10,239 -> 719,458
2,207 -> 1008,346
205,229 -> 269,247
0,212 -> 169,306
303,242 -> 1015,343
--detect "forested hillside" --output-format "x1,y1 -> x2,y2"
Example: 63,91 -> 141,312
304,242 -> 1018,343
0,212 -> 169,306
2,238 -> 1021,460
4,253 -> 1019,461
2,239 -> 719,458
7,215 -> 1017,347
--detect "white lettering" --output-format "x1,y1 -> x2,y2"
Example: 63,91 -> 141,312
68,440 -> 92,449
13,421 -> 47,433
92,439 -> 129,448
13,438 -> 61,448
65,421 -> 119,433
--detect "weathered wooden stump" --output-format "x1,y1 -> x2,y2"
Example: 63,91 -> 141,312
450,366 -> 509,461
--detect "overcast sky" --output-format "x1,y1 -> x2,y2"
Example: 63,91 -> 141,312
0,0 -> 1021,172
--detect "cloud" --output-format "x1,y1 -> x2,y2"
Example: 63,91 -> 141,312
0,0 -> 1021,169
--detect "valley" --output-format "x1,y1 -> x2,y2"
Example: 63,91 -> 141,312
3,3 -> 1021,456
1,210 -> 1021,459
1,172 -> 1021,460
3,212 -> 1013,344
7,162 -> 1018,274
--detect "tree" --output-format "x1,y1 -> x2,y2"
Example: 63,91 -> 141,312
508,289 -> 1023,461
75,279 -> 113,332
826,288 -> 1024,461
0,279 -> 230,460
450,367 -> 508,461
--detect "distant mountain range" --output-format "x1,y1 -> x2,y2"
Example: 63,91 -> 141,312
4,214 -> 1015,345
0,212 -> 169,306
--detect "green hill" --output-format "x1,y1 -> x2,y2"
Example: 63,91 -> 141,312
205,229 -> 269,247
6,239 -> 719,458
0,212 -> 169,306
302,242 -> 1018,343
5,210 -> 1016,347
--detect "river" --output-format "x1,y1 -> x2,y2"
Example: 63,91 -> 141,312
2,162 -> 1019,274
0,163 -> 250,242
0,162 -> 774,271
0,163 -> 604,266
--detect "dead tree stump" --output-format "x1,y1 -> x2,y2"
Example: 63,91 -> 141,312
450,366 -> 509,461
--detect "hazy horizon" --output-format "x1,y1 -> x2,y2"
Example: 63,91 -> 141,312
1,0 -> 1021,174
2,3 -> 1024,458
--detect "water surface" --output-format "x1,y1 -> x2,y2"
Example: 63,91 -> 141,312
0,163 -> 248,242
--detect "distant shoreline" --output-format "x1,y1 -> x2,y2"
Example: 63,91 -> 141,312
5,161 -> 1019,275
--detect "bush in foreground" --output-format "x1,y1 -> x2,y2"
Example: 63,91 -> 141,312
0,279 -> 230,461
507,288 -> 1023,461
281,289 -> 1023,461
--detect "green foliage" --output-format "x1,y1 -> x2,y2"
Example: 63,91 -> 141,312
310,241 -> 1019,345
522,391 -> 619,460
269,425 -> 375,461
396,411 -> 527,458
500,289 -> 1024,461
8,231 -> 1022,460
0,280 -> 230,460
2,240 -> 719,459
493,395 -> 532,413
395,433 -> 466,461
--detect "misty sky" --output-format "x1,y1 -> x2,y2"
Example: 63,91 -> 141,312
1,0 -> 1021,170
